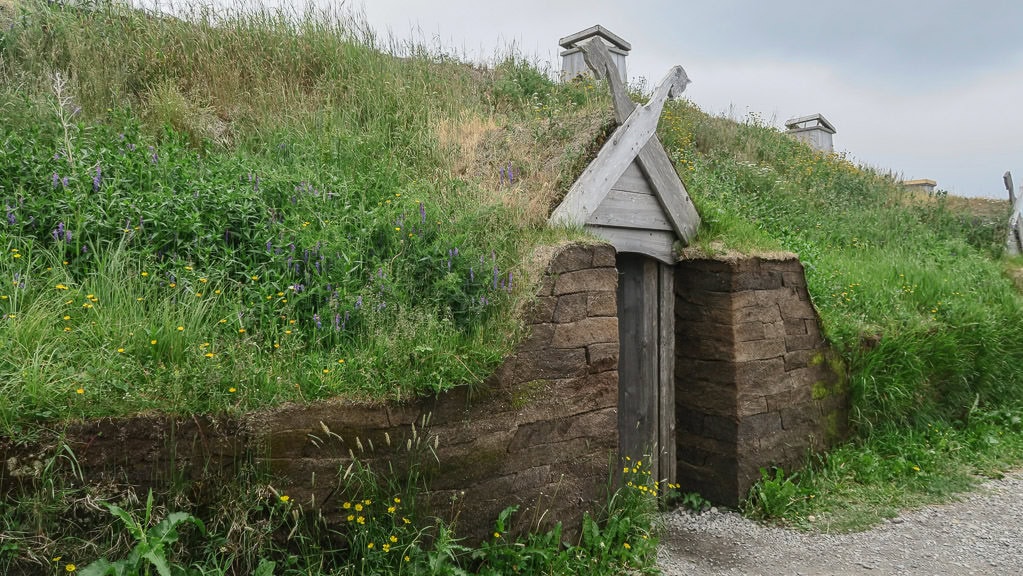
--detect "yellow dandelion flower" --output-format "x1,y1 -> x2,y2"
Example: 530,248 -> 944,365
322,369 -> 330,374
338,359 -> 345,364
150,339 -> 157,345
367,542 -> 374,550
169,283 -> 176,288
228,387 -> 236,393
76,388 -> 84,394
354,503 -> 363,512
250,275 -> 259,281
63,326 -> 71,332
357,516 -> 365,524
346,514 -> 355,522
238,328 -> 246,334
280,495 -> 290,503
65,564 -> 76,572
184,266 -> 193,271
195,293 -> 202,297
343,502 -> 351,509
284,330 -> 292,335
219,318 -> 227,323
214,289 -> 221,295
382,543 -> 390,553
393,497 -> 400,503
177,326 -> 184,331
404,556 -> 411,562
493,532 -> 501,539
387,506 -> 396,513
136,297 -> 143,301
623,542 -> 631,550
389,535 -> 398,543
364,499 -> 371,505
117,348 -> 125,353
205,352 -> 215,358
402,517 -> 411,524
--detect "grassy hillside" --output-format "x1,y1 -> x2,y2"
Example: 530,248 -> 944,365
0,0 -> 612,434
659,103 -> 1023,529
3,0 -> 1023,572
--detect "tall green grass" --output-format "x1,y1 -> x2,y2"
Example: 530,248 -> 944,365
660,100 -> 1023,528
0,0 -> 608,431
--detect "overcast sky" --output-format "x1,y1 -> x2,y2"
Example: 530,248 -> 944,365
352,0 -> 1023,198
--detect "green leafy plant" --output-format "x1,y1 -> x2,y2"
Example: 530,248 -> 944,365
80,490 -> 205,576
745,467 -> 803,521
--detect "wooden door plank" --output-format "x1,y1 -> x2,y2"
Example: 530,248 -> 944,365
658,262 -> 677,490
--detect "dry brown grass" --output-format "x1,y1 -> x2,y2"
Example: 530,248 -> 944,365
431,107 -> 613,226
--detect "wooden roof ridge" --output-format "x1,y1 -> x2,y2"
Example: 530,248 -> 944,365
549,39 -> 700,263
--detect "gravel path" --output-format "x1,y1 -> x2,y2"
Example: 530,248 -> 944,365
657,471 -> 1023,576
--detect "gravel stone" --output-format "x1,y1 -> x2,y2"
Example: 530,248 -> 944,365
657,470 -> 1023,575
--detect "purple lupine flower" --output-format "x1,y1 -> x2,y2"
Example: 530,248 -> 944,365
127,143 -> 136,152
507,272 -> 513,292
52,222 -> 64,241
492,265 -> 499,290
419,202 -> 426,224
507,163 -> 515,184
81,245 -> 87,254
92,166 -> 102,192
315,261 -> 321,274
355,296 -> 363,310
334,313 -> 341,331
149,146 -> 158,164
65,229 -> 72,242
266,240 -> 272,252
61,176 -> 69,187
52,173 -> 60,188
54,152 -> 61,161
288,242 -> 296,253
313,313 -> 322,329
6,206 -> 14,225
253,175 -> 259,192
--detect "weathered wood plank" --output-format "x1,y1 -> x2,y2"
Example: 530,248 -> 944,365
615,162 -> 653,195
580,39 -> 701,246
587,189 -> 672,231
617,255 -> 660,480
1006,171 -> 1023,256
1005,171 -> 1015,206
549,64 -> 690,228
588,225 -> 676,264
657,262 -> 676,491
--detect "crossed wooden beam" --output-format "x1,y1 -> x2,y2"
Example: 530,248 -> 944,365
550,39 -> 700,246
1005,172 -> 1023,256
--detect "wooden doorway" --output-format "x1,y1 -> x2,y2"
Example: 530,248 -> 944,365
617,253 -> 675,487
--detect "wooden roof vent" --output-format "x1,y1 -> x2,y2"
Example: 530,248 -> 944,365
560,25 -> 631,85
784,113 -> 837,152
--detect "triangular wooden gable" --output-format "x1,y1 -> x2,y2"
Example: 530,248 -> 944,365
549,39 -> 700,264
584,162 -> 678,263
